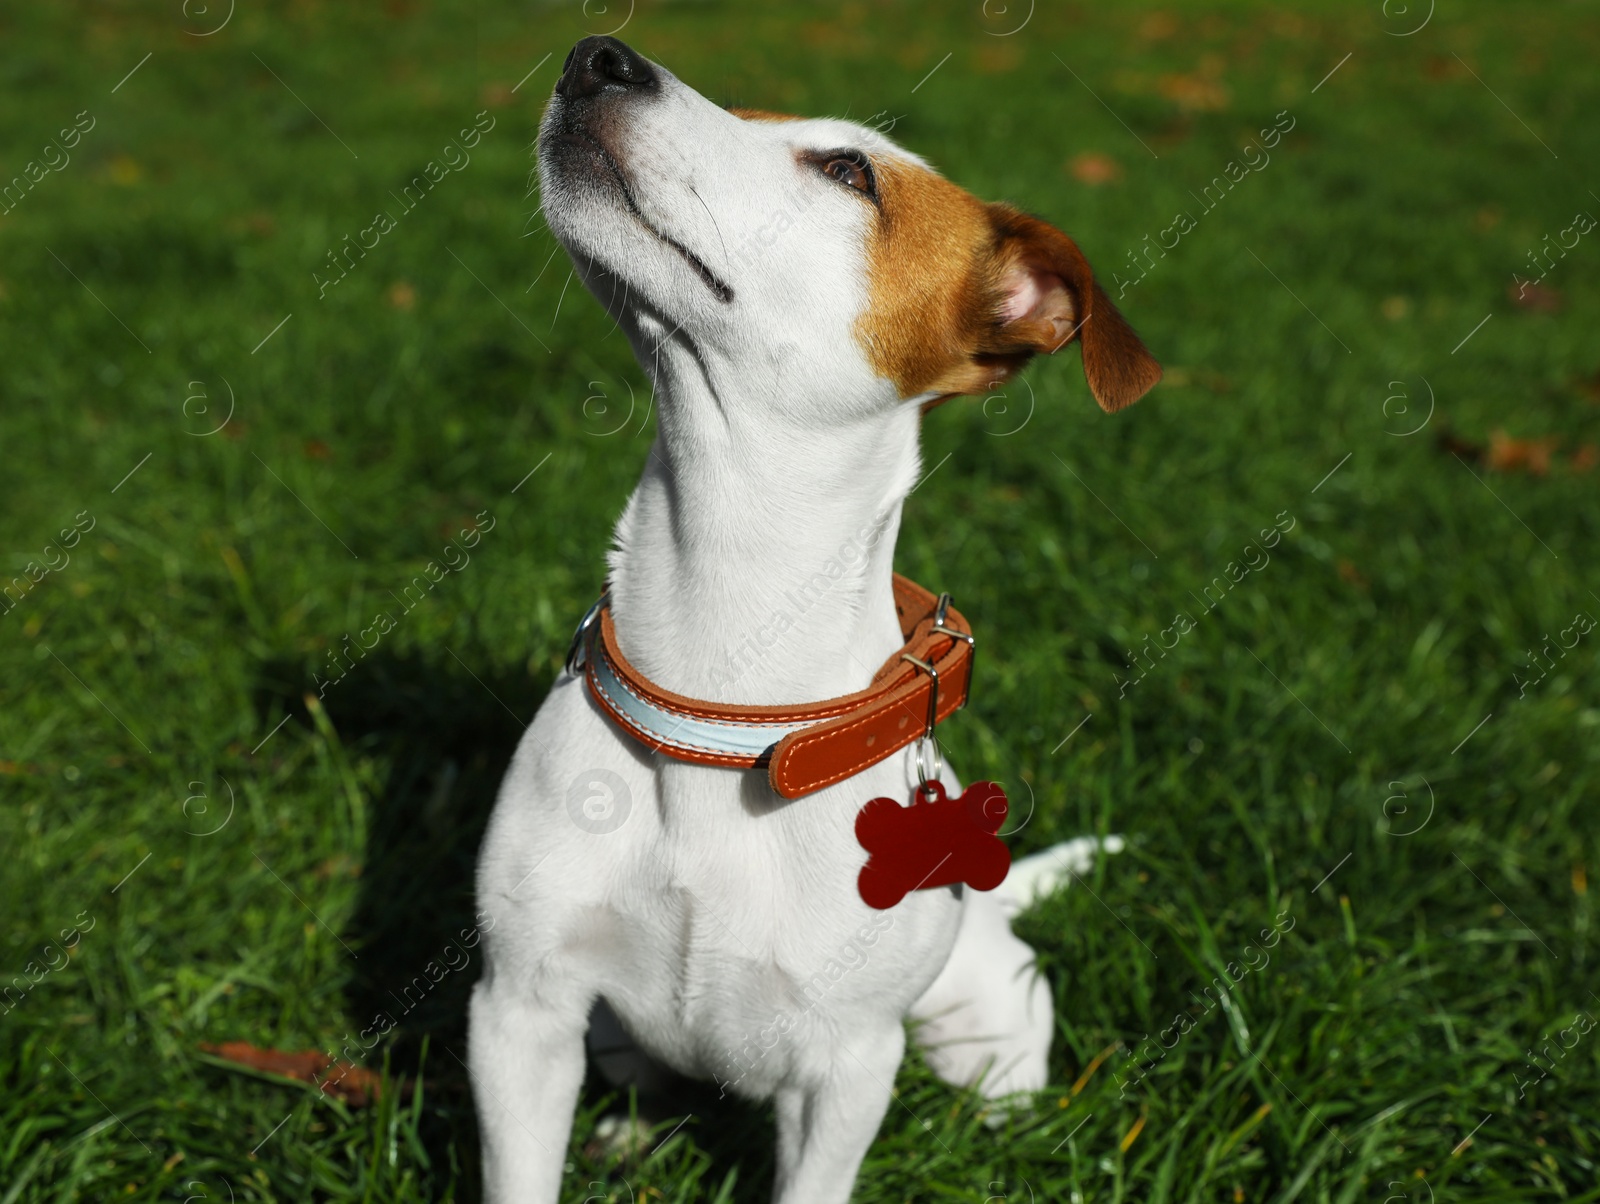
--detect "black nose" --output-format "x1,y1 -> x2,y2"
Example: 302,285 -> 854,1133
556,36 -> 657,100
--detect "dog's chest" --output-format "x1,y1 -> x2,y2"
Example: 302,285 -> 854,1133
606,760 -> 963,1088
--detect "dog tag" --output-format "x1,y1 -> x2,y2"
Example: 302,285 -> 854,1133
855,780 -> 1011,910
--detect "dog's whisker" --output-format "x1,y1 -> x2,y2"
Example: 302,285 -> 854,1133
549,268 -> 575,332
605,276 -> 632,338
688,180 -> 731,273
524,245 -> 560,292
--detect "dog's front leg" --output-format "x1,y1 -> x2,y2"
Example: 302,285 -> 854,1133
770,1023 -> 906,1204
468,973 -> 590,1203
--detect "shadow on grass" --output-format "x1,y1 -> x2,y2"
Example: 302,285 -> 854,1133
255,648 -> 775,1201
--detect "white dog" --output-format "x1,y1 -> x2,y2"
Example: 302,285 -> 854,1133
469,36 -> 1160,1203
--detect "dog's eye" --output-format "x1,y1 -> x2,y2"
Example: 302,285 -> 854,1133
824,156 -> 869,191
813,150 -> 876,198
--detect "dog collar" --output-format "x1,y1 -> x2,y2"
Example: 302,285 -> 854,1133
567,574 -> 976,799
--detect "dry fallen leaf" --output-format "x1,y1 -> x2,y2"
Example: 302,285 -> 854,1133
1337,559 -> 1370,590
107,155 -> 142,186
223,212 -> 276,239
1434,430 -> 1483,463
1486,429 -> 1561,476
1572,369 -> 1600,403
1069,152 -> 1123,185
479,82 -> 514,109
1509,280 -> 1564,313
441,512 -> 489,540
313,854 -> 362,881
1158,72 -> 1229,112
200,1041 -> 383,1106
975,44 -> 1023,75
1139,11 -> 1179,39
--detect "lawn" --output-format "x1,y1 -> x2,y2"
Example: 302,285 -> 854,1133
2,1 -> 1598,1200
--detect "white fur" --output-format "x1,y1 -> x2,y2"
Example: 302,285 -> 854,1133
469,45 -> 1113,1204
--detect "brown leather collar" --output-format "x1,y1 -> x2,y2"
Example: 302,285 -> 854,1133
570,574 -> 975,799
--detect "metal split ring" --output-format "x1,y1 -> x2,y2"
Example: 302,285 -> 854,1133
911,734 -> 943,796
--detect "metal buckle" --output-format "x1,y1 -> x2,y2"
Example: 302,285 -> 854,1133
565,593 -> 607,676
899,591 -> 977,797
928,592 -> 976,710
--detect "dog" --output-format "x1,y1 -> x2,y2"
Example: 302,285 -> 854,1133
468,35 -> 1161,1203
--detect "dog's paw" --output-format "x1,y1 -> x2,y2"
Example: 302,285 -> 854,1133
978,1092 -> 1039,1131
584,1114 -> 656,1162
993,834 -> 1125,919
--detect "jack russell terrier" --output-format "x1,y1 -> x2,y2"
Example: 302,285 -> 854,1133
469,35 -> 1161,1204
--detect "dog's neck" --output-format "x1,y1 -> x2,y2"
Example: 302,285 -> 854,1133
605,325 -> 924,707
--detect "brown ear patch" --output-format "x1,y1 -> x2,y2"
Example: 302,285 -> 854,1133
855,157 -> 1003,399
855,162 -> 1161,411
728,107 -> 804,123
982,206 -> 1163,412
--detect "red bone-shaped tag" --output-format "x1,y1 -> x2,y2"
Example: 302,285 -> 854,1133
855,780 -> 1011,910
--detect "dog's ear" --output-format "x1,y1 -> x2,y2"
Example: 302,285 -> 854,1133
977,205 -> 1162,412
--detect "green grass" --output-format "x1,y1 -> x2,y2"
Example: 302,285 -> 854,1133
2,0 -> 1598,1200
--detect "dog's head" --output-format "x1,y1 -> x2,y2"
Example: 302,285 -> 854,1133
538,37 -> 1160,414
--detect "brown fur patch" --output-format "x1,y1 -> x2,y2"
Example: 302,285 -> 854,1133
856,157 -> 1007,399
728,107 -> 804,123
985,207 -> 1162,411
857,159 -> 1161,410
